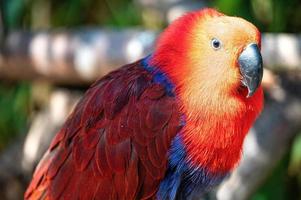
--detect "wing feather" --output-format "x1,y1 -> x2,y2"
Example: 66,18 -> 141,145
73,136 -> 95,171
95,133 -> 112,177
49,154 -> 74,200
25,60 -> 183,200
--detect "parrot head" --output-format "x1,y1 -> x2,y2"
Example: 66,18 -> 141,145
151,8 -> 263,116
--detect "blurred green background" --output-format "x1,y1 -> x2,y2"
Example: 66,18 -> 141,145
0,0 -> 300,199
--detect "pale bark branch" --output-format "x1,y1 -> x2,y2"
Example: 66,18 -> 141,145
0,29 -> 156,85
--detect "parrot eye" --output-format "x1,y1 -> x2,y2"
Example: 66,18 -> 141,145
211,38 -> 221,50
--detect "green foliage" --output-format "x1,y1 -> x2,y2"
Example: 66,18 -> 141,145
3,0 -> 301,32
2,0 -> 142,30
211,0 -> 301,32
102,0 -> 142,27
0,82 -> 31,150
288,133 -> 301,194
2,0 -> 27,29
251,155 -> 289,200
289,133 -> 301,175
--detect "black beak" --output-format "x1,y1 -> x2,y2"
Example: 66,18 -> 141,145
238,43 -> 263,97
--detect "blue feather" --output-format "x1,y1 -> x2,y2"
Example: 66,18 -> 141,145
141,55 -> 175,96
158,135 -> 227,200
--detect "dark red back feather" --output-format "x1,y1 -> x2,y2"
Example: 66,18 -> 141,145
25,60 -> 182,200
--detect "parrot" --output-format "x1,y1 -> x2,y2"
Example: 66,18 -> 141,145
25,8 -> 263,200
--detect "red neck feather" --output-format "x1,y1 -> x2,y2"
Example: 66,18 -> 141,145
180,87 -> 263,174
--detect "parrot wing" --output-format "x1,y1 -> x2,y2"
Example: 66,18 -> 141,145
25,60 -> 182,200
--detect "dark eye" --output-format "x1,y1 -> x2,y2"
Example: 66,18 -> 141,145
211,38 -> 221,50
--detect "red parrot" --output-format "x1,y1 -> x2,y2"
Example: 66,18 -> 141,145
25,8 -> 263,200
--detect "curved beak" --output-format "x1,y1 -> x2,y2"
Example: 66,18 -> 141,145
238,43 -> 263,98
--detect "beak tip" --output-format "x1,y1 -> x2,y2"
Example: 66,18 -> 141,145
246,91 -> 254,98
